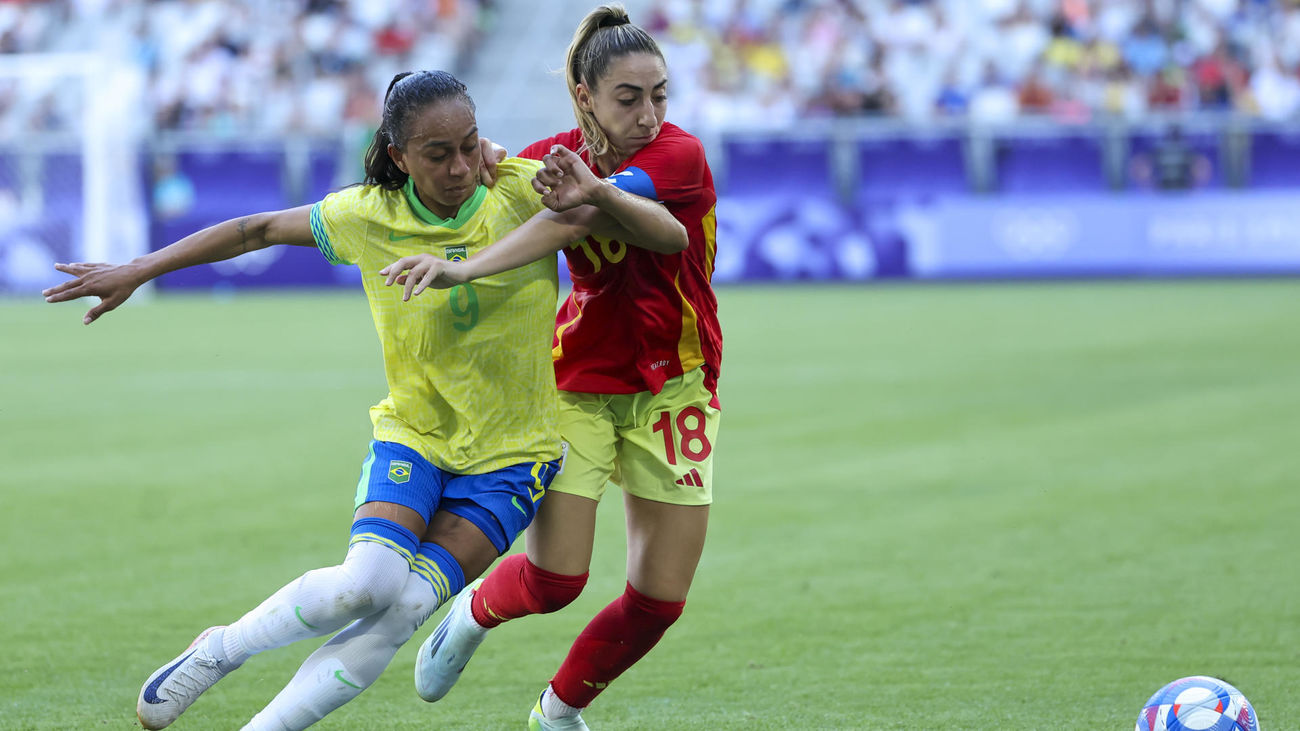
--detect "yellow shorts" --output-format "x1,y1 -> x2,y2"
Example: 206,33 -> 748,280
550,367 -> 720,506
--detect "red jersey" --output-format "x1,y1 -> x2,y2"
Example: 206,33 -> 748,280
520,122 -> 721,400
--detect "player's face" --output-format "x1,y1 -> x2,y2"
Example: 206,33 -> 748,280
580,53 -> 668,160
388,98 -> 481,219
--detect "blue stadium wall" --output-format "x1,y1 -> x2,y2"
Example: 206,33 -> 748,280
143,127 -> 1300,289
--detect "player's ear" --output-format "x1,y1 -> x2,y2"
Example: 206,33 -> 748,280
575,83 -> 594,113
388,143 -> 409,175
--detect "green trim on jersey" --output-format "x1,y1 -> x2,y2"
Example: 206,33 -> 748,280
403,178 -> 486,230
310,202 -> 343,264
354,442 -> 377,508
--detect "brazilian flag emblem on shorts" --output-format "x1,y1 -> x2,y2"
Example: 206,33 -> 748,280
445,245 -> 467,262
387,460 -> 412,484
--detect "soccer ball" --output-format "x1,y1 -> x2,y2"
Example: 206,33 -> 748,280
1136,676 -> 1260,731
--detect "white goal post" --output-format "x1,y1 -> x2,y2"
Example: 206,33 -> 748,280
0,53 -> 147,295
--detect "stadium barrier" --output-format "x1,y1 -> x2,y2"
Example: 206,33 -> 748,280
4,117 -> 1300,293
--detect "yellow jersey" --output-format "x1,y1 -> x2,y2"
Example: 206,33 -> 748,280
310,158 -> 560,474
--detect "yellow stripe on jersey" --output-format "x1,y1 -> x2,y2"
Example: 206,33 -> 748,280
701,204 -> 717,281
673,203 -> 716,373
311,158 -> 562,474
552,295 -> 584,362
673,271 -> 706,375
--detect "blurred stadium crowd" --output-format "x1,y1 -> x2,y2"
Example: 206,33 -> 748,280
0,0 -> 494,136
2,0 -> 1299,136
651,0 -> 1300,128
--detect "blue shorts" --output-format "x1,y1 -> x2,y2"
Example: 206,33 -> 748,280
354,440 -> 559,554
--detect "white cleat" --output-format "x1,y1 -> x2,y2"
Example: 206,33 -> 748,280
414,578 -> 488,702
136,626 -> 238,730
528,692 -> 590,731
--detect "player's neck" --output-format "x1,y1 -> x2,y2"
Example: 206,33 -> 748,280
592,150 -> 628,177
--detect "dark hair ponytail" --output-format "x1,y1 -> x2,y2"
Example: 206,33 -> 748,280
362,70 -> 476,190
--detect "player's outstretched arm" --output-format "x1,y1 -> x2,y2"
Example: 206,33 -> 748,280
460,205 -> 618,282
43,205 -> 315,324
536,144 -> 687,254
380,205 -> 617,302
381,254 -> 470,301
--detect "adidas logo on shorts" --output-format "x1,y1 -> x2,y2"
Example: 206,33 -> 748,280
674,468 -> 703,488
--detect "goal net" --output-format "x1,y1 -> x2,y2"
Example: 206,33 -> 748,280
0,53 -> 147,296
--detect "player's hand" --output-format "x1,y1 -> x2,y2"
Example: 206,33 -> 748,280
380,254 -> 469,301
42,261 -> 145,325
477,137 -> 508,187
533,144 -> 603,212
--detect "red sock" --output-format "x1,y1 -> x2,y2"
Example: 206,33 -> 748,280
549,582 -> 685,709
471,554 -> 587,629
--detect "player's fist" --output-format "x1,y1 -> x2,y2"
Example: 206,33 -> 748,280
533,144 -> 602,212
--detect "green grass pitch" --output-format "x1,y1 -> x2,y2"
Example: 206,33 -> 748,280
3,280 -> 1297,730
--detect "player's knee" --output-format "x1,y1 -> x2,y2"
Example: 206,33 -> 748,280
382,576 -> 442,638
522,558 -> 588,614
329,574 -> 402,617
624,582 -> 686,632
333,544 -> 412,615
341,518 -> 422,615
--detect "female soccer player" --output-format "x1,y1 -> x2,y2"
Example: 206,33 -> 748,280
388,6 -> 722,729
41,70 -> 647,731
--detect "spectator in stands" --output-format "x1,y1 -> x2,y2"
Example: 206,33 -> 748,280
1248,53 -> 1300,120
1017,62 -> 1056,115
150,154 -> 195,221
1148,64 -> 1189,110
1101,63 -> 1147,119
969,61 -> 1018,124
1121,15 -> 1169,78
1042,12 -> 1087,75
935,65 -> 971,117
1191,36 -> 1249,110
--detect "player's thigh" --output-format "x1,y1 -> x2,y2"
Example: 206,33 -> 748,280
522,390 -> 616,575
423,510 -> 501,581
437,460 -> 561,577
623,494 -> 709,602
524,491 -> 600,576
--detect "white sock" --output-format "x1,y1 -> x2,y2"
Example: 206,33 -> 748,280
241,572 -> 442,731
541,684 -> 583,719
219,542 -> 410,666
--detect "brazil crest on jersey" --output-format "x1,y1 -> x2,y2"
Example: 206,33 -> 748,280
309,158 -> 560,474
520,123 -> 722,401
